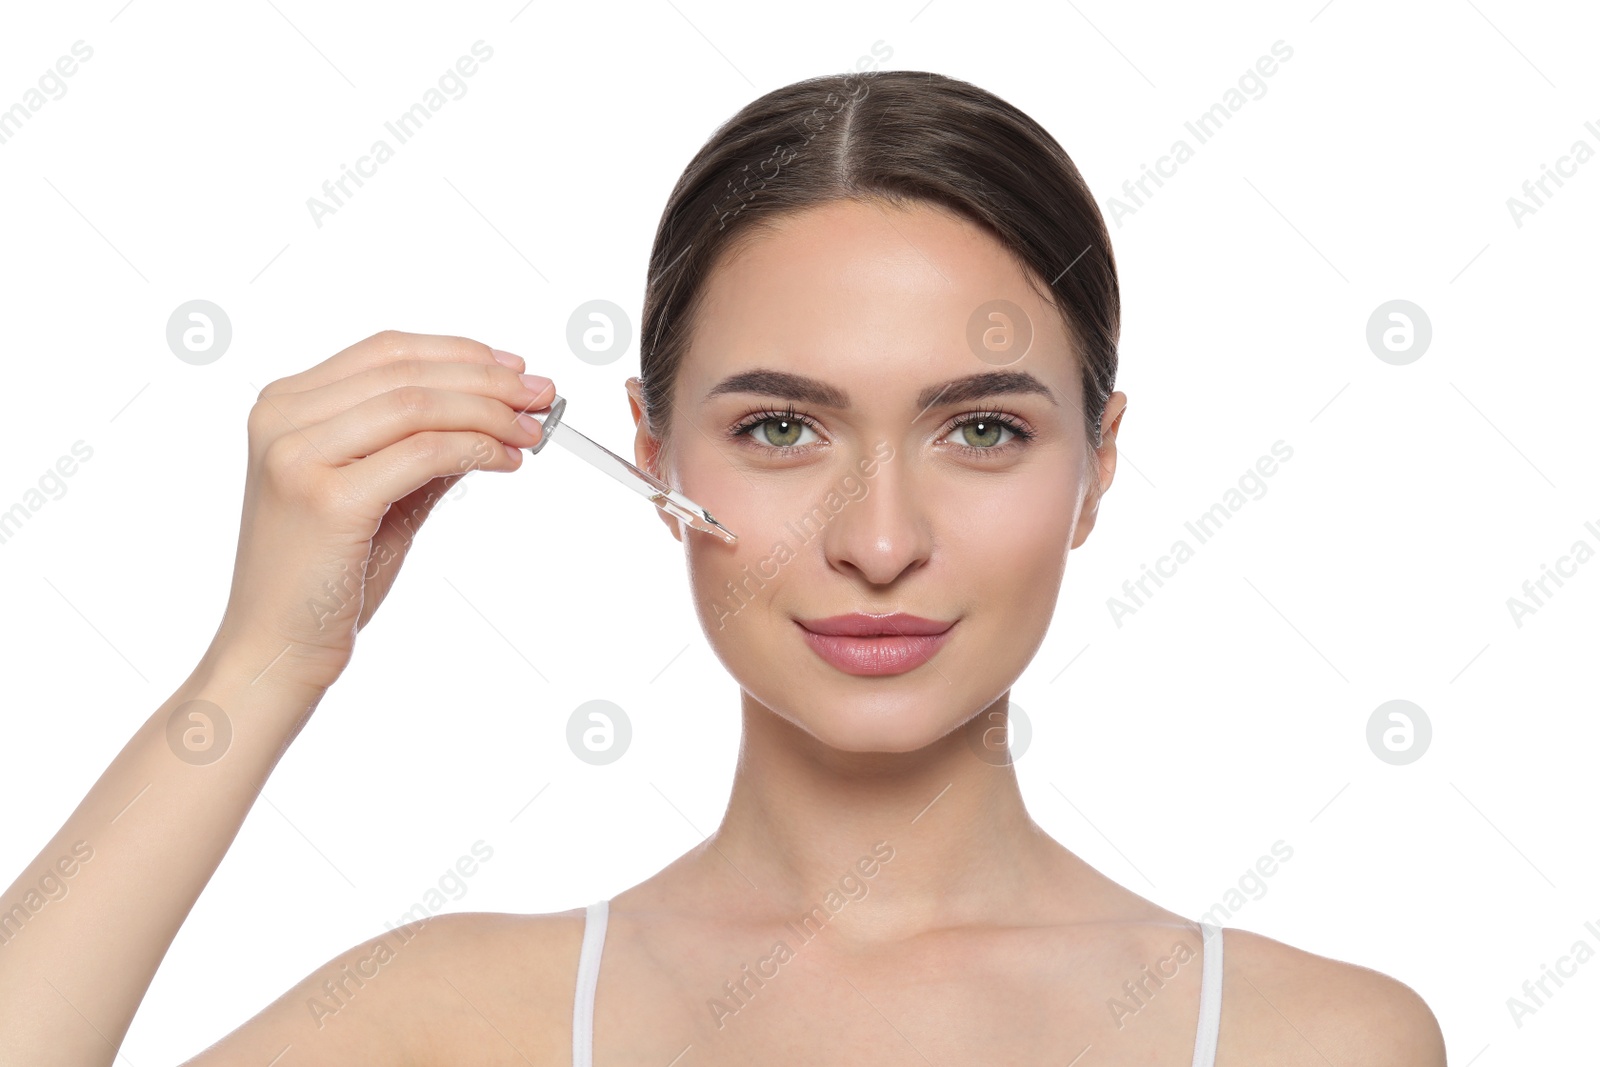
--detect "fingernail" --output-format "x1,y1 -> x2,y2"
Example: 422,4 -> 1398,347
491,348 -> 523,368
520,373 -> 553,394
516,412 -> 543,437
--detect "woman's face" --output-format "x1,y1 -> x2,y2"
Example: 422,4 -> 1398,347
629,197 -> 1123,753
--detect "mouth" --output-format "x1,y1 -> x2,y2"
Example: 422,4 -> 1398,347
794,613 -> 957,676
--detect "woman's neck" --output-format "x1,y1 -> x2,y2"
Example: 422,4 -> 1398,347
699,690 -> 1081,946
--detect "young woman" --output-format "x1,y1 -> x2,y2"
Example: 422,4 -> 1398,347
0,70 -> 1444,1066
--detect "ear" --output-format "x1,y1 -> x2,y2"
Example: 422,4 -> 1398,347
1071,391 -> 1127,550
626,376 -> 684,544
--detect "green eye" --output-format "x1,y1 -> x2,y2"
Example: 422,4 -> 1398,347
954,417 -> 1008,448
733,410 -> 822,449
944,413 -> 1029,452
757,417 -> 807,447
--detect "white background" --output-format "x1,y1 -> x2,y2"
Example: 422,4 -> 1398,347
1,0 -> 1596,1062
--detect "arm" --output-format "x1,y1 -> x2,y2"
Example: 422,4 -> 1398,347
0,331 -> 557,1066
0,646 -> 331,1064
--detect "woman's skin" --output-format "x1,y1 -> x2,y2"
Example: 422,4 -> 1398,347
0,199 -> 1445,1066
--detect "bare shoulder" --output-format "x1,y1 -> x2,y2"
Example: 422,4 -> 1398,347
399,909 -> 591,1064
1217,927 -> 1445,1066
177,908 -> 590,1067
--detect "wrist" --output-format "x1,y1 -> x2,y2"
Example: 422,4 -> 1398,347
190,635 -> 331,709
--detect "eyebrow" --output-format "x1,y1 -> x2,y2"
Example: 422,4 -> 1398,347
702,368 -> 1058,412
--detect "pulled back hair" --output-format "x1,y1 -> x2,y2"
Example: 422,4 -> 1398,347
637,69 -> 1119,463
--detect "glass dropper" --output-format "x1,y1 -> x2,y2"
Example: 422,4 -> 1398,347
523,395 -> 738,545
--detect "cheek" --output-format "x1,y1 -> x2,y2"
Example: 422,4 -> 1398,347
676,444 -> 806,635
939,459 -> 1080,614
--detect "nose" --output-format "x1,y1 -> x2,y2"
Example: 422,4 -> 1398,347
817,446 -> 933,586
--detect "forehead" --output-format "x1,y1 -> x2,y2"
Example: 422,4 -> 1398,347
681,198 -> 1076,401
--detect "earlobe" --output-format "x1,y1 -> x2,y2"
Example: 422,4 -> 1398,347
1072,496 -> 1100,550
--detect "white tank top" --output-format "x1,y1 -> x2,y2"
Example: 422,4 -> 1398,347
571,900 -> 1224,1067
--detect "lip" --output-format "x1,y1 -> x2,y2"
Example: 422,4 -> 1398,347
796,613 -> 955,637
795,614 -> 956,677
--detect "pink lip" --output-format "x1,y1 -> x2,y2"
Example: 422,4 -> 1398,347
797,613 -> 955,637
795,614 -> 956,677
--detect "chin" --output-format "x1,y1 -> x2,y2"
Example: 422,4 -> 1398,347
766,687 -> 973,754
741,632 -> 1009,755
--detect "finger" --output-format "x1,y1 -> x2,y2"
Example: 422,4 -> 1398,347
260,331 -> 516,397
340,430 -> 521,506
261,358 -> 555,429
302,386 -> 549,462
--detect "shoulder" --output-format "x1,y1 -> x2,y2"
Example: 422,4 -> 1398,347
353,908 -> 592,1066
1217,927 -> 1445,1066
177,907 -> 593,1066
398,907 -> 591,1011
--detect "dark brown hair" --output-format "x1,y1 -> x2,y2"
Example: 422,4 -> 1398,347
637,69 -> 1119,462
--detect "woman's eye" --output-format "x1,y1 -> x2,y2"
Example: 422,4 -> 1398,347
944,416 -> 1017,450
742,416 -> 820,448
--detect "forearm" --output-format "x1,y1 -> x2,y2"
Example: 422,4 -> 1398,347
0,641 -> 327,1067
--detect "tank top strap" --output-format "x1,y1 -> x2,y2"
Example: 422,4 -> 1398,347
1190,922 -> 1224,1067
572,899 -> 610,1067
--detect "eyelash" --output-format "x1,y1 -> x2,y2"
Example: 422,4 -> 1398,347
727,404 -> 1036,458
